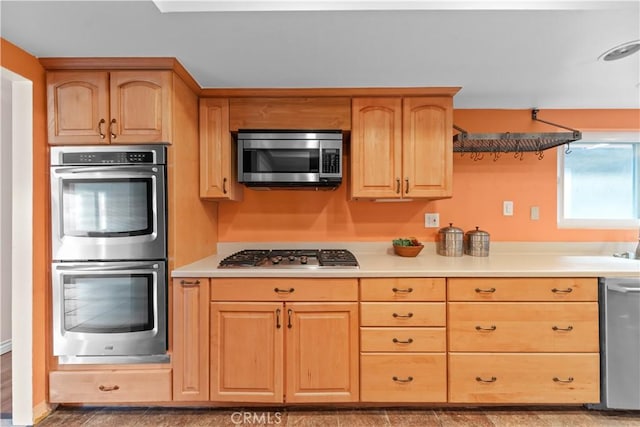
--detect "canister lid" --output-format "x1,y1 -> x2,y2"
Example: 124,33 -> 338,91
465,226 -> 490,236
439,223 -> 464,235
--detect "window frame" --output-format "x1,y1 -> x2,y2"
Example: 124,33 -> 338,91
557,131 -> 640,229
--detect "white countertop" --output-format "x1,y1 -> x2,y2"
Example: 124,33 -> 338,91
172,242 -> 640,278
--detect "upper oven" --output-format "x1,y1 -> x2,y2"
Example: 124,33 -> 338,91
50,145 -> 166,262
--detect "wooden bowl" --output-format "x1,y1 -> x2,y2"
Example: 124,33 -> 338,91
393,244 -> 424,257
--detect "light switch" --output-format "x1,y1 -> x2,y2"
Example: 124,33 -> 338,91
530,206 -> 540,220
425,213 -> 440,228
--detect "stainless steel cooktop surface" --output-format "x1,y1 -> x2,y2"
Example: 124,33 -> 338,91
218,249 -> 359,269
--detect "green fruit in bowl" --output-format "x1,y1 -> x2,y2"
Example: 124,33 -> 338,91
393,237 -> 422,246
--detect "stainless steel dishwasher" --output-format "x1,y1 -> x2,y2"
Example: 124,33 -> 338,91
591,276 -> 640,410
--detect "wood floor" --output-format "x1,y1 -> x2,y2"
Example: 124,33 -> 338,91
0,352 -> 10,418
30,405 -> 640,426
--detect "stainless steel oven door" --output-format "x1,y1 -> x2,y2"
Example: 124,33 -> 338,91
51,164 -> 166,261
52,261 -> 167,363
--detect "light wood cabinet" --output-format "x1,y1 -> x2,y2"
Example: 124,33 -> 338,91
210,279 -> 359,403
49,369 -> 171,403
360,278 -> 447,402
199,98 -> 242,200
172,278 -> 210,401
47,70 -> 172,145
351,97 -> 452,199
447,277 -> 600,404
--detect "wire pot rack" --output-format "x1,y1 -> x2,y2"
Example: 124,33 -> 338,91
453,109 -> 582,160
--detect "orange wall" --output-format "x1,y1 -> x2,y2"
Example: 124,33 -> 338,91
219,109 -> 640,243
0,38 -> 48,414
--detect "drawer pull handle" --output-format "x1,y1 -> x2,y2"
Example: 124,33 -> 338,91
392,287 -> 413,293
276,308 -> 281,329
552,287 -> 573,294
392,376 -> 414,383
180,279 -> 201,286
392,338 -> 414,344
476,376 -> 497,383
99,385 -> 120,392
475,325 -> 497,331
553,376 -> 574,383
552,325 -> 574,331
393,312 -> 414,319
274,287 -> 295,294
475,287 -> 496,293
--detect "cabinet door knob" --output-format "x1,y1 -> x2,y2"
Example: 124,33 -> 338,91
98,118 -> 106,139
475,376 -> 497,383
553,376 -> 574,383
475,325 -> 497,331
392,312 -> 413,319
99,385 -> 120,392
392,376 -> 413,383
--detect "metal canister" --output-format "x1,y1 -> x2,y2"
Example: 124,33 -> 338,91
465,226 -> 490,257
437,223 -> 464,257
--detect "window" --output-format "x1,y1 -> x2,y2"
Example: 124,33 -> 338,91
558,132 -> 640,229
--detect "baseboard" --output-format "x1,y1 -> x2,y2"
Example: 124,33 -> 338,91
0,340 -> 10,355
33,401 -> 54,425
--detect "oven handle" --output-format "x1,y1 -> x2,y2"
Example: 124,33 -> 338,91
55,263 -> 160,272
53,166 -> 159,174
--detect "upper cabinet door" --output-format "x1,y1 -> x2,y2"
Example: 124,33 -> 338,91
199,98 -> 242,201
47,71 -> 110,145
109,71 -> 172,144
351,98 -> 403,199
402,97 -> 453,199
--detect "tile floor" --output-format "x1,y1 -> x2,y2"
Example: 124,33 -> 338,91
5,405 -> 636,427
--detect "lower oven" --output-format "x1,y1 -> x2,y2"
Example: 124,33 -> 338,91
52,260 -> 168,364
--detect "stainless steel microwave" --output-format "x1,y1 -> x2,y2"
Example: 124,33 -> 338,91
237,130 -> 343,189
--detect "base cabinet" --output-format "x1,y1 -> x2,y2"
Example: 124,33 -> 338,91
49,369 -> 171,403
209,279 -> 359,403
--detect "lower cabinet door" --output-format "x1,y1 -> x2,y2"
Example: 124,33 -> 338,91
360,353 -> 447,402
210,302 -> 284,402
286,303 -> 359,403
448,353 -> 600,403
49,369 -> 172,403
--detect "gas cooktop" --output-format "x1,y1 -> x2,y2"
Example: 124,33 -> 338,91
218,249 -> 359,269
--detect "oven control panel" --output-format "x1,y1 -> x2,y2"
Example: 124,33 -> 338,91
62,151 -> 155,164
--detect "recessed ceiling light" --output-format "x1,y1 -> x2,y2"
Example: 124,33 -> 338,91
599,40 -> 640,61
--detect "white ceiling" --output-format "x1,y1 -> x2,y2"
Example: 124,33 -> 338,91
1,0 -> 639,109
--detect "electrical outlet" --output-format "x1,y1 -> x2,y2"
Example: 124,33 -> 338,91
530,206 -> 540,220
503,201 -> 514,216
425,213 -> 440,228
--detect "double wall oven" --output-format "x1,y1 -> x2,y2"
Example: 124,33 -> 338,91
50,145 -> 168,364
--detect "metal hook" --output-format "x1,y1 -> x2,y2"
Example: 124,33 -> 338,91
493,151 -> 501,162
514,150 -> 524,161
564,143 -> 572,155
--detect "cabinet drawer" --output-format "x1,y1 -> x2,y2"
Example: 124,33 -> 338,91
360,278 -> 445,301
211,278 -> 358,301
360,302 -> 445,327
49,369 -> 171,403
361,353 -> 446,402
448,302 -> 598,352
361,327 -> 445,352
449,353 -> 599,403
448,278 -> 597,301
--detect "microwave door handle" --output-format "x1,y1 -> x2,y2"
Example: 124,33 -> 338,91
54,166 -> 159,174
55,264 -> 160,272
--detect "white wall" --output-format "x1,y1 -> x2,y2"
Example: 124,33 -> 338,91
0,74 -> 12,352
